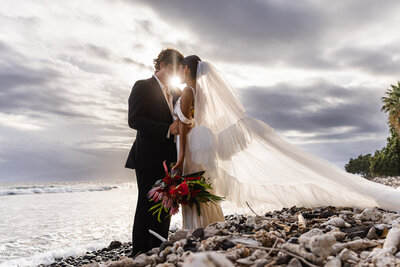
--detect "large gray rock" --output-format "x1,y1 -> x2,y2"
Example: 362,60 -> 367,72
183,252 -> 234,267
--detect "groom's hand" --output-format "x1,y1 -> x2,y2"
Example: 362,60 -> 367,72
169,119 -> 179,135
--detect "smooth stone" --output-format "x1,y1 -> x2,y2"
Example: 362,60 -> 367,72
342,226 -> 368,239
170,229 -> 191,242
256,260 -> 270,267
275,254 -> 291,264
133,254 -> 151,267
192,228 -> 204,239
166,253 -> 178,263
160,246 -> 172,257
184,247 -> 198,253
301,212 -> 320,219
148,247 -> 159,255
159,241 -> 173,252
183,252 -> 234,267
236,257 -> 255,265
367,227 -> 378,239
108,240 -> 122,250
287,257 -> 302,267
325,257 -> 342,267
322,217 -> 351,228
221,240 -> 235,250
204,228 -> 220,239
321,210 -> 338,218
183,239 -> 197,251
354,208 -> 383,221
230,236 -> 262,246
243,231 -> 254,235
83,254 -> 95,260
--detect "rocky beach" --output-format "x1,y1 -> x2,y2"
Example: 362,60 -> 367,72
43,177 -> 400,267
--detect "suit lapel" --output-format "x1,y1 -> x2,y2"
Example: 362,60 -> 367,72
150,76 -> 173,121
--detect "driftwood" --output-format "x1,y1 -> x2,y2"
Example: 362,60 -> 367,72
230,241 -> 320,267
297,213 -> 307,232
246,201 -> 261,217
149,229 -> 167,242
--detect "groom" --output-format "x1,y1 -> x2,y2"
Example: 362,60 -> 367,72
125,48 -> 184,256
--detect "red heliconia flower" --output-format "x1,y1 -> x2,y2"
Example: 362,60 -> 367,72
163,160 -> 169,176
169,187 -> 178,196
169,205 -> 180,215
148,162 -> 223,222
185,176 -> 201,181
176,181 -> 189,196
172,172 -> 182,181
162,160 -> 173,185
153,191 -> 165,202
163,176 -> 172,185
162,196 -> 173,209
147,185 -> 162,199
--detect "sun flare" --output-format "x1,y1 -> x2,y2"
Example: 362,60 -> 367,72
169,76 -> 185,90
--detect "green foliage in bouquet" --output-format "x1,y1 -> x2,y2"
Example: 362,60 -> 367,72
147,161 -> 224,222
182,171 -> 224,216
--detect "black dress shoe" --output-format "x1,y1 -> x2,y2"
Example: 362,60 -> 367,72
128,251 -> 142,259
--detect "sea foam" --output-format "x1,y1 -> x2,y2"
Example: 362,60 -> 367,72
0,182 -> 134,196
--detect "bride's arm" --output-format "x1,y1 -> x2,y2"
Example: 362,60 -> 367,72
172,87 -> 194,172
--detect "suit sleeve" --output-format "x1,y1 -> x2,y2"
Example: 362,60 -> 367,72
128,82 -> 170,141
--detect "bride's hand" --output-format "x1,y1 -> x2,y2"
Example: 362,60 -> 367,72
172,159 -> 184,173
187,123 -> 193,133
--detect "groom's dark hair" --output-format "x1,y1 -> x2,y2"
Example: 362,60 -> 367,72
181,55 -> 201,79
153,48 -> 184,72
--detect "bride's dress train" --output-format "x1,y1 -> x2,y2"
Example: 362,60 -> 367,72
174,61 -> 400,227
210,117 -> 400,213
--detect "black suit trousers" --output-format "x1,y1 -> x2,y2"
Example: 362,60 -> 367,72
132,168 -> 170,254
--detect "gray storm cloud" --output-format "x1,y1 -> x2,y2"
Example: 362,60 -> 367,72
0,0 -> 398,181
140,0 -> 400,73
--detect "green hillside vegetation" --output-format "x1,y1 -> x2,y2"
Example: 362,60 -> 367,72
345,82 -> 400,178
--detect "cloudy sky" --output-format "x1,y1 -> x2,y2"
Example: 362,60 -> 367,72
0,0 -> 399,183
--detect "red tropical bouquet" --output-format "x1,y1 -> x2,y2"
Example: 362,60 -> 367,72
147,161 -> 224,222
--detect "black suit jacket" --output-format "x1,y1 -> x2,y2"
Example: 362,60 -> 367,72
125,76 -> 179,170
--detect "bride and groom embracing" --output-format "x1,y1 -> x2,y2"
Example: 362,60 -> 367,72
125,48 -> 400,256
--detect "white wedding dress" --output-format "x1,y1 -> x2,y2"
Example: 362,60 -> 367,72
173,88 -> 225,230
173,61 -> 400,226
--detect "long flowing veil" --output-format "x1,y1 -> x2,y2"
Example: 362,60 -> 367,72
187,61 -> 400,214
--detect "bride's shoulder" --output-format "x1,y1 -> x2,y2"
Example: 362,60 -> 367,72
181,86 -> 193,98
182,86 -> 195,96
180,87 -> 195,102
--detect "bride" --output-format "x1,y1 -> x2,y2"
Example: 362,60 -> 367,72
171,55 -> 225,229
171,55 -> 400,230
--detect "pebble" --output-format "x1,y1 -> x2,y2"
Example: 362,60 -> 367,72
41,176 -> 400,267
191,227 -> 204,239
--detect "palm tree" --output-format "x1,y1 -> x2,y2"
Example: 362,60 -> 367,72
382,81 -> 400,134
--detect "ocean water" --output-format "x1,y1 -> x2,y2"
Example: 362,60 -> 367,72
0,181 -> 187,267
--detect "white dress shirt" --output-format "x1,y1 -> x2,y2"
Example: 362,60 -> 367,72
153,74 -> 174,138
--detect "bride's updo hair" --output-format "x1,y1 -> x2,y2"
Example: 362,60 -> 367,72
181,55 -> 201,79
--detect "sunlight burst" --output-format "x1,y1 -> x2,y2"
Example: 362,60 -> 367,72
169,76 -> 185,90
